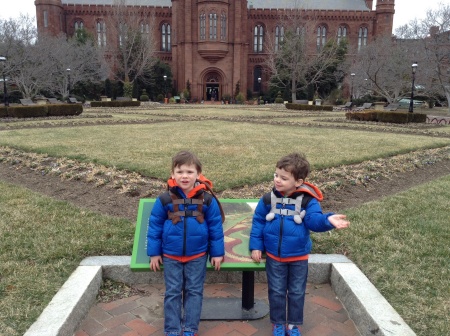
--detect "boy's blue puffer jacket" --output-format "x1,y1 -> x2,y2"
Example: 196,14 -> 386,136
147,186 -> 224,258
249,184 -> 335,258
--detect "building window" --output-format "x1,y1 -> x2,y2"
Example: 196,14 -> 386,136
97,21 -> 106,47
275,25 -> 284,51
43,11 -> 48,28
141,22 -> 149,34
119,23 -> 127,46
199,13 -> 206,40
161,23 -> 171,52
316,25 -> 327,50
254,25 -> 264,53
220,12 -> 226,40
358,27 -> 368,50
209,13 -> 217,40
254,66 -> 262,92
74,21 -> 84,31
337,26 -> 347,43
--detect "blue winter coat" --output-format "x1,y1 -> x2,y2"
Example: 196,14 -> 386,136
249,185 -> 335,258
147,186 -> 225,258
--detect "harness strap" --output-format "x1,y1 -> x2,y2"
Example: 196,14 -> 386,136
266,192 -> 305,224
168,192 -> 204,224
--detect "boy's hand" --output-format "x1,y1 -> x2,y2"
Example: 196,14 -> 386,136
329,214 -> 350,229
251,250 -> 262,262
210,256 -> 224,271
150,255 -> 163,272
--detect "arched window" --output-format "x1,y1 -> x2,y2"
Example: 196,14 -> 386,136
316,25 -> 326,50
358,27 -> 368,50
337,26 -> 347,43
97,21 -> 106,47
199,13 -> 206,40
275,25 -> 284,51
209,12 -> 217,40
161,23 -> 171,52
74,20 -> 84,31
220,12 -> 227,40
254,25 -> 264,53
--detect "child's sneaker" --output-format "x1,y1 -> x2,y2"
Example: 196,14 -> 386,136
183,332 -> 198,336
272,323 -> 285,336
286,325 -> 301,336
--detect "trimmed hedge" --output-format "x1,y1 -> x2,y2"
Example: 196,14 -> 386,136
285,103 -> 334,111
346,110 -> 427,123
90,101 -> 141,107
0,104 -> 83,118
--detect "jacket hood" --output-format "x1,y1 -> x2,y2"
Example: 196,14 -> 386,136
167,174 -> 214,198
274,181 -> 323,201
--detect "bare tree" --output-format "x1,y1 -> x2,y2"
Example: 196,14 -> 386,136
395,3 -> 450,111
42,34 -> 106,99
264,10 -> 346,102
351,36 -> 415,103
105,0 -> 159,95
0,15 -> 47,98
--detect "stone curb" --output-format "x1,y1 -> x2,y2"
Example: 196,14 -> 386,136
24,255 -> 416,336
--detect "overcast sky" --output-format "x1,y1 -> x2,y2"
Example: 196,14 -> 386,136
0,0 -> 446,31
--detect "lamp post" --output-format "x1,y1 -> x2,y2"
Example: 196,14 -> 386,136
66,68 -> 71,98
0,56 -> 9,107
408,62 -> 418,113
163,75 -> 167,102
350,73 -> 355,103
258,77 -> 262,104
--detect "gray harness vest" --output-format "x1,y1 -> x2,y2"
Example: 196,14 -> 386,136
265,193 -> 306,224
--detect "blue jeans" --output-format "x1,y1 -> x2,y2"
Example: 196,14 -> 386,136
266,256 -> 308,325
163,254 -> 207,334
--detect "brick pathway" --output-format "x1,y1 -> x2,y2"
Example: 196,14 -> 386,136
74,282 -> 360,336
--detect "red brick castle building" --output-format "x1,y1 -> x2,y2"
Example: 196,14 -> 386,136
34,0 -> 395,101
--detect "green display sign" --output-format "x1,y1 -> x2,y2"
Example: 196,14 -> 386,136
131,198 -> 266,271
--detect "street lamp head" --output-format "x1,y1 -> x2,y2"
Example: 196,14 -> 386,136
258,77 -> 261,83
0,56 -> 6,62
163,75 -> 167,81
66,68 -> 71,72
350,73 -> 355,77
411,62 -> 418,74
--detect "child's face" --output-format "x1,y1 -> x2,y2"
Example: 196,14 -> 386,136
171,163 -> 200,195
274,168 -> 303,196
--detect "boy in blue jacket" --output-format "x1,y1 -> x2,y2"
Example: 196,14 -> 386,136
250,152 -> 349,336
147,151 -> 224,336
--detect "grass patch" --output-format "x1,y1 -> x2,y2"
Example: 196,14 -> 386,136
313,175 -> 450,336
0,181 -> 134,335
1,120 -> 448,190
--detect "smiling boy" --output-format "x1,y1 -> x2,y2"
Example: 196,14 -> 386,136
250,152 -> 349,336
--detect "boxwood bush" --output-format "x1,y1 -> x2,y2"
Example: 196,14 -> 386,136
90,101 -> 140,107
285,103 -> 333,111
0,104 -> 83,118
346,110 -> 427,123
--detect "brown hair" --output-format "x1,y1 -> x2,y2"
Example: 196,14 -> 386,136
171,150 -> 202,173
276,152 -> 310,180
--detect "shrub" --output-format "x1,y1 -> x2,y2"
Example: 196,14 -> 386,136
0,106 -> 7,118
235,93 -> 245,104
90,101 -> 140,107
140,89 -> 149,102
285,103 -> 333,111
346,110 -> 427,123
6,106 -> 48,118
47,104 -> 82,116
156,94 -> 164,102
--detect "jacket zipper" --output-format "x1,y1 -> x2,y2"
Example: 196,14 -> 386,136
183,206 -> 187,256
277,200 -> 285,256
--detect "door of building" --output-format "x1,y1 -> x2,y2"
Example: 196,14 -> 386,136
206,84 -> 220,101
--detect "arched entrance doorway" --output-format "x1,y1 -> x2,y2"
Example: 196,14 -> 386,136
204,72 -> 221,101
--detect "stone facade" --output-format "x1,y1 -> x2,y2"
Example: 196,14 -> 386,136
35,0 -> 395,101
